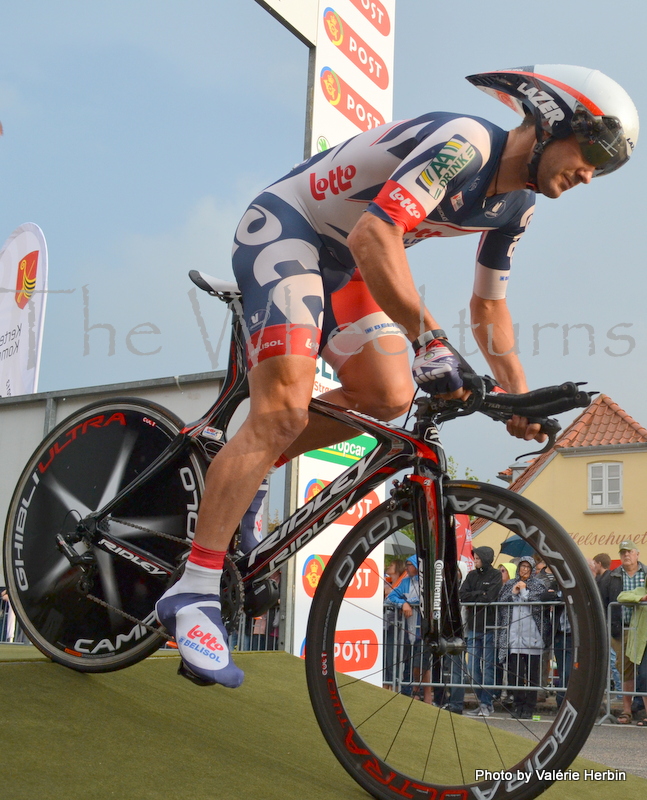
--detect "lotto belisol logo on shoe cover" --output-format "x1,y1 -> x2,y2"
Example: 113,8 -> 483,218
181,625 -> 224,658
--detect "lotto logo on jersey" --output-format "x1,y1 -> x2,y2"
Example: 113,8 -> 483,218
310,165 -> 357,200
417,138 -> 477,201
374,180 -> 424,232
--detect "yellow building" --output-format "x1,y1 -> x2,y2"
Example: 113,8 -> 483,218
471,395 -> 647,564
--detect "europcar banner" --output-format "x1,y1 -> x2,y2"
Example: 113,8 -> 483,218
0,223 -> 48,397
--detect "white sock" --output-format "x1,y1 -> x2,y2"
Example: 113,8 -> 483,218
167,561 -> 222,597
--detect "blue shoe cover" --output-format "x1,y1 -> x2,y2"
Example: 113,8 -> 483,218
156,591 -> 244,688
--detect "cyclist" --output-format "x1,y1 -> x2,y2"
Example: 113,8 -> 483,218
156,65 -> 639,687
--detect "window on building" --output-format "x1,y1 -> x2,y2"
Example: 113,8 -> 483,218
588,462 -> 623,511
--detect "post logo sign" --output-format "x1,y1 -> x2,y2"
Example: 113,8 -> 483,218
302,554 -> 330,597
310,0 -> 394,152
323,8 -> 388,89
302,553 -> 380,599
334,628 -> 379,672
298,625 -> 380,673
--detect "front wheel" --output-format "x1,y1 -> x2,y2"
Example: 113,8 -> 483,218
305,481 -> 606,800
3,398 -> 206,672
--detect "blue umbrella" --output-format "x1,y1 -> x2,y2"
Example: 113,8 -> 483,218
499,535 -> 534,558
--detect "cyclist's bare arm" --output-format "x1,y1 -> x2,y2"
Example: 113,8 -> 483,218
348,213 -> 469,402
348,212 -> 438,341
470,294 -> 545,441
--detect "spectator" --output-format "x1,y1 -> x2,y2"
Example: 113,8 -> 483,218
499,563 -> 516,584
599,540 -> 647,724
497,557 -> 549,719
386,555 -> 430,702
458,547 -> 503,717
384,559 -> 406,596
533,558 -> 558,698
592,553 -> 611,585
617,574 -> 647,727
383,559 -> 407,689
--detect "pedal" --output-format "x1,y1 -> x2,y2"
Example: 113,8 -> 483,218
177,660 -> 216,687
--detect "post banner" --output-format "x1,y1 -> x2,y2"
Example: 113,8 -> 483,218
309,0 -> 395,154
0,223 -> 48,397
291,359 -> 385,685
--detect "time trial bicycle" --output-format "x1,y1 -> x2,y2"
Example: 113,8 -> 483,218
4,270 -> 606,800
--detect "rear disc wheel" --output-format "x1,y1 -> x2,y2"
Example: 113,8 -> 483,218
3,398 -> 205,672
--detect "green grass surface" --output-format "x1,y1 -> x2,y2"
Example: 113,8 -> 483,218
0,649 -> 644,800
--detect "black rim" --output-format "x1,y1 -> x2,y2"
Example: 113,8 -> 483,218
4,399 -> 204,670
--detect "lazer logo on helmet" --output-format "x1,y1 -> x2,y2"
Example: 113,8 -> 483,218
517,82 -> 565,125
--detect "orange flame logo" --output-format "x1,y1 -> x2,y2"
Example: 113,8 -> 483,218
15,250 -> 39,309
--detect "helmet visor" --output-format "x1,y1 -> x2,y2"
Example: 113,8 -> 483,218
571,108 -> 629,177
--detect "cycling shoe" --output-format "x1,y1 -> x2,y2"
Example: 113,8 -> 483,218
155,591 -> 244,688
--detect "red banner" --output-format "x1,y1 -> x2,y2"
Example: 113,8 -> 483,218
334,628 -> 379,672
323,8 -> 388,89
320,67 -> 385,132
347,0 -> 391,36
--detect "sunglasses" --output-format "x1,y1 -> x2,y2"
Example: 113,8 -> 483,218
571,108 -> 628,177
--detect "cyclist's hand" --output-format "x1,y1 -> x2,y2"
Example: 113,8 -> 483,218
412,333 -> 463,396
506,414 -> 547,443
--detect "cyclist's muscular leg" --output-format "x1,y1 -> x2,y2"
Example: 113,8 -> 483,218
156,354 -> 316,686
196,354 -> 317,549
281,335 -> 413,458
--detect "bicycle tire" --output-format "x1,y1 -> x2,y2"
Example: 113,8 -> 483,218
306,480 -> 606,800
3,397 -> 205,672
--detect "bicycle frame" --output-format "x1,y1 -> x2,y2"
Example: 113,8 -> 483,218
75,294 -> 461,647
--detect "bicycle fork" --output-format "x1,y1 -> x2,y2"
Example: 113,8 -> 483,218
400,471 -> 465,656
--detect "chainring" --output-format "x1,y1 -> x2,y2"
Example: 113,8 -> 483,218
221,555 -> 244,634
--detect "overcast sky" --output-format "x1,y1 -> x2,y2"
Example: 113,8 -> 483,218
1,0 -> 645,481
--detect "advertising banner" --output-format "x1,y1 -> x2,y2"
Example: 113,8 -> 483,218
256,0 -> 396,679
309,0 -> 396,153
291,358 -> 386,685
0,223 -> 48,397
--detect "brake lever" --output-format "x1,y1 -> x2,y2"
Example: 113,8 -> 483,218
514,417 -> 561,461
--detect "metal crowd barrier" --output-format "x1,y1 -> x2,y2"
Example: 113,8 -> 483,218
383,599 -> 647,723
599,601 -> 647,723
384,600 -> 570,710
0,595 -> 25,643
